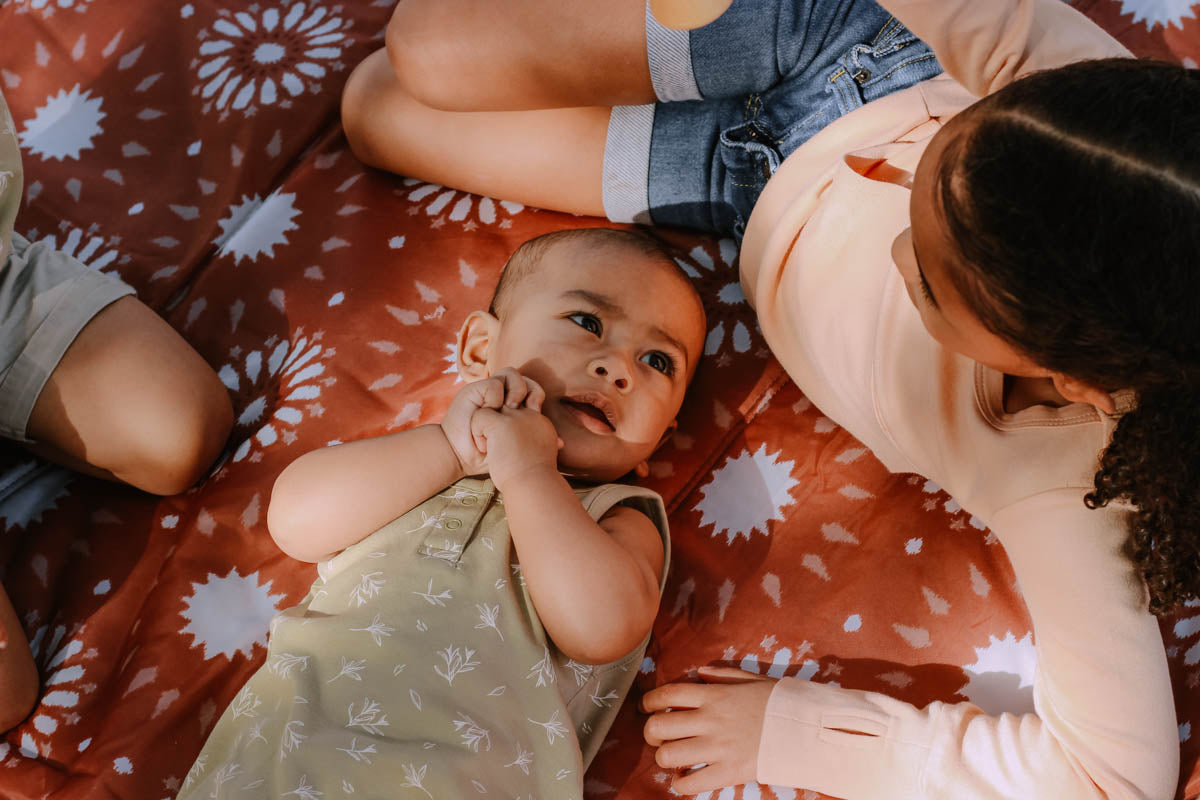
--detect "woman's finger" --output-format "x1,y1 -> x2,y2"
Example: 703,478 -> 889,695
696,665 -> 773,684
640,681 -> 712,713
671,760 -> 741,797
643,708 -> 707,747
654,735 -> 714,770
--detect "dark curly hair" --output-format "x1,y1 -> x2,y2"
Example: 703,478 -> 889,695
934,58 -> 1200,615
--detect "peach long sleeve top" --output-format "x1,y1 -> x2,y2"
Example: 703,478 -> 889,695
737,0 -> 1178,797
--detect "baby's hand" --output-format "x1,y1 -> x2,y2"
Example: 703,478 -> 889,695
469,404 -> 562,490
441,368 -> 545,475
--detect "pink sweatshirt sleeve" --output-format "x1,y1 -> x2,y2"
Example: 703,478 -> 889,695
877,0 -> 1131,97
757,489 -> 1177,799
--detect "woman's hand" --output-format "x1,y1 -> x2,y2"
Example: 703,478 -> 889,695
642,666 -> 777,795
440,367 -> 546,475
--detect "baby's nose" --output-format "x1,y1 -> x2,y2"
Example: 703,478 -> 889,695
591,361 -> 629,390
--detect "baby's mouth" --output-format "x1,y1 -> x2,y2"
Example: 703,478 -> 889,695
559,397 -> 617,434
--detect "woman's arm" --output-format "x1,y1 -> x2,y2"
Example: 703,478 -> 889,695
877,0 -> 1130,97
473,404 -> 664,665
644,491 -> 1177,799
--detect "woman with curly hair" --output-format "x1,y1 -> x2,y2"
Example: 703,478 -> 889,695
341,0 -> 1186,796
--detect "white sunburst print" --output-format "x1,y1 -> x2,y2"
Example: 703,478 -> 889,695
179,569 -> 286,660
13,623 -> 95,761
220,330 -> 333,464
25,225 -> 123,275
18,84 -> 106,161
1117,0 -> 1198,30
0,463 -> 72,531
401,178 -> 525,231
10,0 -> 94,19
193,2 -> 352,115
214,190 -> 302,265
960,631 -> 1037,716
694,444 -> 800,543
674,238 -> 764,368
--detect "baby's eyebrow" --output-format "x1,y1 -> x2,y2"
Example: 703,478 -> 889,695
561,289 -> 623,316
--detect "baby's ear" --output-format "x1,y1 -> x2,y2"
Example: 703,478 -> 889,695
456,311 -> 499,381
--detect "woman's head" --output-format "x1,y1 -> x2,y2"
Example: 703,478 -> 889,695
901,57 -> 1200,613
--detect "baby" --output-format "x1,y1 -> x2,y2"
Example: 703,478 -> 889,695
178,227 -> 706,799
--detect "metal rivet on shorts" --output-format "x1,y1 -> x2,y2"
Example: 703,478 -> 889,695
461,494 -> 479,506
445,518 -> 463,530
853,68 -> 871,84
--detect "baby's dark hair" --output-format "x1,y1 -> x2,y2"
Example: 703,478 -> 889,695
934,58 -> 1200,614
489,227 -> 682,319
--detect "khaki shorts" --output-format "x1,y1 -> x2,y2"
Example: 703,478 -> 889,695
0,232 -> 134,442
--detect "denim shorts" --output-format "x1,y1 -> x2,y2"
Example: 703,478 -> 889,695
603,0 -> 944,240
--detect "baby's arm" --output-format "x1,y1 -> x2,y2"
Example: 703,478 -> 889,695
473,405 -> 664,665
268,369 -> 540,562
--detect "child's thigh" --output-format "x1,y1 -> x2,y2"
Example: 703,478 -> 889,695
344,50 -> 610,217
389,0 -> 655,111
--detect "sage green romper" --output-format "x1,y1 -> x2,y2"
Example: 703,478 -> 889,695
179,477 -> 669,800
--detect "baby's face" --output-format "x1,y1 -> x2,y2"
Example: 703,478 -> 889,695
488,241 -> 706,482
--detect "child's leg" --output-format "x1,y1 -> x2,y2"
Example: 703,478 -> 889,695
0,583 -> 38,732
382,0 -> 655,112
0,232 -> 232,496
342,50 -> 611,217
344,0 -> 936,237
23,295 -> 233,496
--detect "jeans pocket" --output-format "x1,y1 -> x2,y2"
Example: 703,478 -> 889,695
826,20 -> 942,114
717,119 -> 783,237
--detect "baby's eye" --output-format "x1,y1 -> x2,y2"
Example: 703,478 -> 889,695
641,351 -> 675,376
568,312 -> 602,336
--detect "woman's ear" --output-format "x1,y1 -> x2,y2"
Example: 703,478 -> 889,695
457,311 -> 499,381
1050,372 -> 1117,415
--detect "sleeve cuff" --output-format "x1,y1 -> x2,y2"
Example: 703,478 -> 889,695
757,677 -> 935,799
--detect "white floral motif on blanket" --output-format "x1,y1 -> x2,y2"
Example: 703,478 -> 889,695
192,3 -> 353,116
401,178 -> 525,232
220,329 -> 334,465
1116,0 -> 1197,30
11,0 -> 96,17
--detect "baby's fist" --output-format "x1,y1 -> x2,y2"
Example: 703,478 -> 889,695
470,405 -> 561,489
441,370 -> 546,475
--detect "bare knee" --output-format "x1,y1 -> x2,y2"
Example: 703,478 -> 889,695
342,49 -> 440,177
118,371 -> 233,495
341,50 -> 395,168
384,2 -> 479,112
